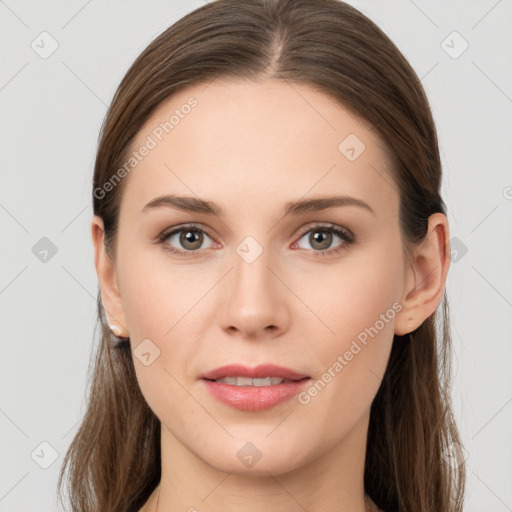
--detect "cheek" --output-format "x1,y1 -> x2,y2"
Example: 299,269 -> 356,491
292,241 -> 403,400
293,246 -> 403,345
118,254 -> 205,423
116,244 -> 211,339
116,247 -> 215,398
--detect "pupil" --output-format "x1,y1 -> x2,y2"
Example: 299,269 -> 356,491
181,230 -> 203,250
311,231 -> 332,250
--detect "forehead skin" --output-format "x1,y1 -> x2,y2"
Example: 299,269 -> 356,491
118,78 -> 399,248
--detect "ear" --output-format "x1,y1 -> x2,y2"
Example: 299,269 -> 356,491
394,213 -> 451,336
91,215 -> 129,337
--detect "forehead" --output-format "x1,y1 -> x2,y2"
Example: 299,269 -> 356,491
121,78 -> 398,219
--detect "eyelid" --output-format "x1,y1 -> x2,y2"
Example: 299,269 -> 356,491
294,221 -> 354,240
157,222 -> 216,243
157,222 -> 352,242
157,221 -> 355,256
157,222 -> 220,256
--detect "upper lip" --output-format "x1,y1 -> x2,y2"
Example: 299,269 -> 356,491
199,364 -> 309,381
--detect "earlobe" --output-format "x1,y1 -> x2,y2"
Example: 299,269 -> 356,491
394,213 -> 451,336
91,215 -> 129,337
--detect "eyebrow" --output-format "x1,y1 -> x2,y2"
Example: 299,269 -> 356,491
141,194 -> 375,217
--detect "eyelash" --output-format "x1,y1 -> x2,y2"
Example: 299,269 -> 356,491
157,222 -> 355,258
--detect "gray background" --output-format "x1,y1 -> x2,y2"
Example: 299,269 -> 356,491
1,0 -> 511,510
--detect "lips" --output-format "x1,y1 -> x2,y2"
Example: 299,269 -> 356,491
199,363 -> 309,382
199,364 -> 310,411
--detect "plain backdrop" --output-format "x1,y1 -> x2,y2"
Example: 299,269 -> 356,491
0,1 -> 511,510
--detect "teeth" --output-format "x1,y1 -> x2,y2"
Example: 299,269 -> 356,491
214,376 -> 287,386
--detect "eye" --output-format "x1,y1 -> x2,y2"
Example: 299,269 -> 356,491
294,223 -> 355,256
157,222 -> 354,257
158,223 -> 216,255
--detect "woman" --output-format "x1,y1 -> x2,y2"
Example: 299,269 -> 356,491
58,0 -> 466,511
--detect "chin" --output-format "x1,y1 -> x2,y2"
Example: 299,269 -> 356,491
195,431 -> 314,477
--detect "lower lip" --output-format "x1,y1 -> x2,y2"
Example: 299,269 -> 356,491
201,378 -> 310,411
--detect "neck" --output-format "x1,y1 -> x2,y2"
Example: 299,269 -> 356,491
145,411 -> 372,512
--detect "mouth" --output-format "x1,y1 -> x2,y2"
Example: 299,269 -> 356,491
207,376 -> 297,386
199,364 -> 311,411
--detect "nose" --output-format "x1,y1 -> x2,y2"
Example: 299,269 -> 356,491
218,246 -> 290,340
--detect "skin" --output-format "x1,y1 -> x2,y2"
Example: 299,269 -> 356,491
91,78 -> 451,512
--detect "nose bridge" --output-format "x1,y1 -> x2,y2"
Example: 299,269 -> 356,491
219,236 -> 289,336
233,245 -> 273,299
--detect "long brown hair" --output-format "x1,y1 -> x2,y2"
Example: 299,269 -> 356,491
58,1 -> 466,510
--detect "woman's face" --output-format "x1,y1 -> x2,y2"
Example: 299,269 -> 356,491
102,78 -> 412,474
